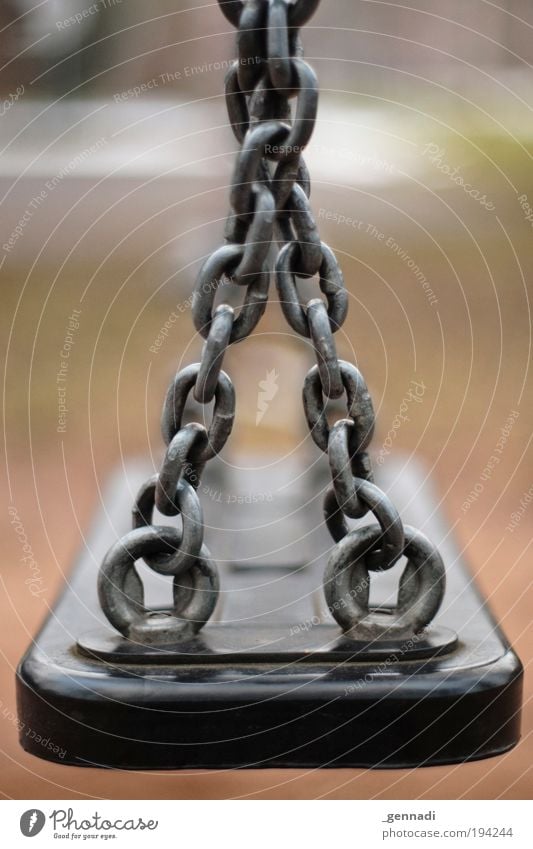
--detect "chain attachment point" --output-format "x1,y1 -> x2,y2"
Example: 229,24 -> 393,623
98,526 -> 219,645
323,523 -> 445,638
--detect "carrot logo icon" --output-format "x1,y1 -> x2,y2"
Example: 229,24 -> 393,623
256,369 -> 279,425
20,809 -> 45,837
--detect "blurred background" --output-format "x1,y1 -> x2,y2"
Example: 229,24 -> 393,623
1,0 -> 532,799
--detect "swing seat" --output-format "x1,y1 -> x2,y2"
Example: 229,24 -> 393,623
17,455 -> 522,769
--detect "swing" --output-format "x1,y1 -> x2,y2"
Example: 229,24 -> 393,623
17,0 -> 522,770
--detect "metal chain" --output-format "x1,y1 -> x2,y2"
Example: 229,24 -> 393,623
97,0 -> 445,645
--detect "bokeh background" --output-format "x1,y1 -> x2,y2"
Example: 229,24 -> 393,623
1,0 -> 532,799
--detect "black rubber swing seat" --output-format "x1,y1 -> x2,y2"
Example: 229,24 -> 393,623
17,455 -> 522,770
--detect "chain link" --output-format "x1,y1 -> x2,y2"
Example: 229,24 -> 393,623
98,0 -> 446,644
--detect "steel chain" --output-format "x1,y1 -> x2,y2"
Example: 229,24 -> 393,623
98,0 -> 445,644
